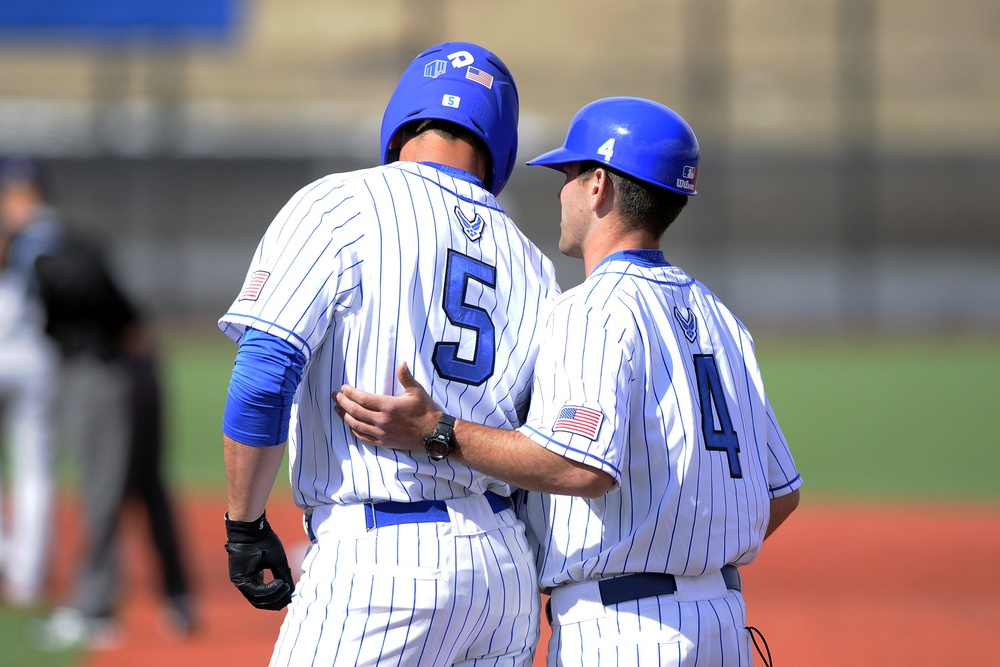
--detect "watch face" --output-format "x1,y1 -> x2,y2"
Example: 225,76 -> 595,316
426,437 -> 451,457
424,416 -> 456,461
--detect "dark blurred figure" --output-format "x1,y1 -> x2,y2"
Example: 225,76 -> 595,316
12,159 -> 197,650
123,325 -> 198,636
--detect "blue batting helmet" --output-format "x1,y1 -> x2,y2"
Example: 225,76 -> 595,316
380,42 -> 519,196
0,155 -> 47,193
527,97 -> 700,196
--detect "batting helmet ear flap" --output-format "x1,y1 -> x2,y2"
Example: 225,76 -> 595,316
385,132 -> 404,163
527,97 -> 700,196
380,42 -> 519,196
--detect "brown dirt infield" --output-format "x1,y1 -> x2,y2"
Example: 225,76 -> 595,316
51,494 -> 1000,666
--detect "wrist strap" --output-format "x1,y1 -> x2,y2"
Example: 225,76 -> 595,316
225,511 -> 269,537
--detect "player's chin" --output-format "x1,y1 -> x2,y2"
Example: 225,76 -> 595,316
558,238 -> 583,259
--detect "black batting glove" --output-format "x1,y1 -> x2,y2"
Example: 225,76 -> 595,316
225,511 -> 295,611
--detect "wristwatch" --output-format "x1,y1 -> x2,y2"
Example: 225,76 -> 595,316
423,414 -> 457,461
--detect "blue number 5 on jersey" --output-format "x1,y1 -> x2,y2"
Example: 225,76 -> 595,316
433,250 -> 496,386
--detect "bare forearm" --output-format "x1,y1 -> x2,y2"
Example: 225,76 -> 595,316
332,364 -> 612,497
453,421 -> 613,498
765,488 -> 800,539
223,434 -> 287,521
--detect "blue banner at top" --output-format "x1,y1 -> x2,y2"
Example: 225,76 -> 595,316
0,0 -> 240,42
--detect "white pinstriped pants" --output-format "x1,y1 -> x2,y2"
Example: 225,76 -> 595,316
0,330 -> 57,604
270,494 -> 541,667
547,587 -> 753,666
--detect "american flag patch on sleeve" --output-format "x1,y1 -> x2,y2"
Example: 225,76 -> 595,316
238,270 -> 270,301
552,406 -> 604,440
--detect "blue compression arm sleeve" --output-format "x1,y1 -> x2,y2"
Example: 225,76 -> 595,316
223,328 -> 307,447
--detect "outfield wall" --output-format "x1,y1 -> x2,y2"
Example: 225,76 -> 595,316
32,154 -> 1000,332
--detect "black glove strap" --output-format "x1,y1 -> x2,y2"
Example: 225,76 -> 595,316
225,511 -> 271,541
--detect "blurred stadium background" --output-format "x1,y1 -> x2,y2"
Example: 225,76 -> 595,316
1,3 -> 999,665
0,0 -> 997,332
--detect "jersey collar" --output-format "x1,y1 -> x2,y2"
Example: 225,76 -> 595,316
420,162 -> 485,188
595,249 -> 670,271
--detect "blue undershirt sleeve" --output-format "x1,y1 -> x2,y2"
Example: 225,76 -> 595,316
222,327 -> 307,447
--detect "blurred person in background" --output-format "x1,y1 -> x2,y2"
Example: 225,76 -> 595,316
2,157 -> 198,649
0,156 -> 62,607
121,318 -> 198,640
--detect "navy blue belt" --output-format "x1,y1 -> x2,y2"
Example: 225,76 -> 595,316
598,564 -> 742,606
545,565 -> 742,624
363,490 -> 510,530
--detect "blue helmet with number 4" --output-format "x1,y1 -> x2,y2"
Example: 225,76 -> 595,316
381,42 -> 519,196
527,96 -> 700,196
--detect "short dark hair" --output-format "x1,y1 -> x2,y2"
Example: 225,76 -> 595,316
403,119 -> 491,184
579,162 -> 688,237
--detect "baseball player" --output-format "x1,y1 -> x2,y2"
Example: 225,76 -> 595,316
336,97 -> 803,666
219,42 -> 560,666
0,157 -> 60,606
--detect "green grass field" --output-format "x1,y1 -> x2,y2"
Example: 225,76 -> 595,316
3,330 -> 998,666
752,335 -> 1000,503
159,329 -> 1000,502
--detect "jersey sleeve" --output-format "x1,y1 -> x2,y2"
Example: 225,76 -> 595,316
218,177 -> 366,358
763,395 -> 802,497
517,299 -> 631,483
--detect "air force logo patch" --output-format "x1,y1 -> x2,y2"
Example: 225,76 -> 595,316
455,206 -> 485,241
674,306 -> 699,343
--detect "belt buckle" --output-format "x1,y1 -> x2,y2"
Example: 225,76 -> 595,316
364,501 -> 377,531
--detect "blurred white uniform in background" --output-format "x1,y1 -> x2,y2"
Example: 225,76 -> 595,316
0,200 -> 59,605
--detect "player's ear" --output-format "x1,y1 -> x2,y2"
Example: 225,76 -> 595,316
590,167 -> 613,212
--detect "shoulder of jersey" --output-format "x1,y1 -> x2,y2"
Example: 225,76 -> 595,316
280,167 -> 371,205
546,281 -> 628,322
295,166 -> 406,212
316,165 -> 387,190
558,266 -> 687,321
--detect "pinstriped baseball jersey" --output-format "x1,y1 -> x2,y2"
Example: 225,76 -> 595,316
516,251 -> 801,591
220,161 -> 560,509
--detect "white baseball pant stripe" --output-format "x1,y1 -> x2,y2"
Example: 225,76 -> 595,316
0,333 -> 56,604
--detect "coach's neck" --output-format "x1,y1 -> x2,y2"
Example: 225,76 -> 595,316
399,132 -> 488,184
